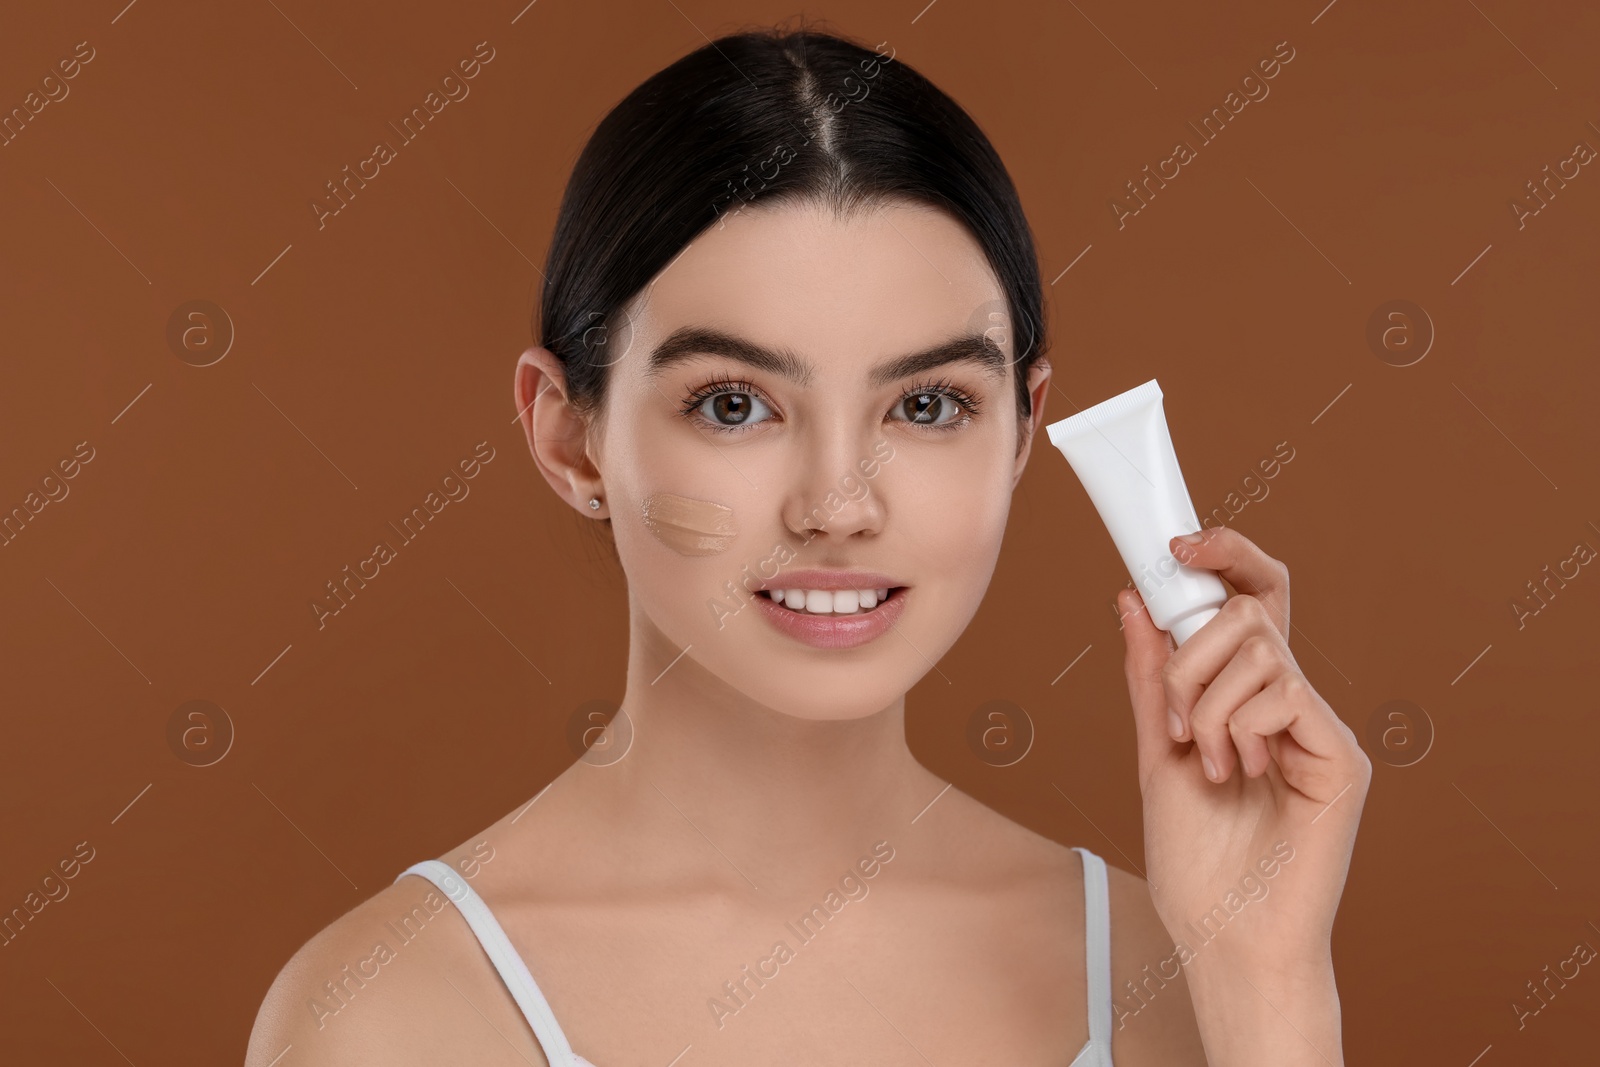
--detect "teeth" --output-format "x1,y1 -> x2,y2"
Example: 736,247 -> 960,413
768,587 -> 895,616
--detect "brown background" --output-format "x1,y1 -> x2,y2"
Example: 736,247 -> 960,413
3,0 -> 1597,1062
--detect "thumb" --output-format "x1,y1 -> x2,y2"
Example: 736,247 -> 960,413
1117,587 -> 1177,781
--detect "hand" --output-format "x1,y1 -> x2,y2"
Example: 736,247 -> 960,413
1117,526 -> 1371,975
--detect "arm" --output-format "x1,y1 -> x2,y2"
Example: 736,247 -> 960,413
1115,526 -> 1370,1065
1182,949 -> 1343,1065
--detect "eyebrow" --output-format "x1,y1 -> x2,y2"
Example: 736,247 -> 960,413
643,325 -> 1008,390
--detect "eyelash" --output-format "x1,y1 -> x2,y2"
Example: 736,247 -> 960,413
677,376 -> 984,435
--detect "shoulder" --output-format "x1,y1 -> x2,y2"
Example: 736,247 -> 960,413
1097,857 -> 1208,1064
925,788 -> 1204,1059
246,849 -> 550,1067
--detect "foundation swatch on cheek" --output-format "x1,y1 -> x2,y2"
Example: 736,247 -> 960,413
640,492 -> 737,556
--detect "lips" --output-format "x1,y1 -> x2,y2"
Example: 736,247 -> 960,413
752,584 -> 910,650
756,569 -> 905,592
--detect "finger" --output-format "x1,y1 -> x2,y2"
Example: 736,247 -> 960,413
1117,587 -> 1178,781
1162,595 -> 1291,741
1228,673 -> 1369,804
1169,527 -> 1290,638
1186,634 -> 1283,781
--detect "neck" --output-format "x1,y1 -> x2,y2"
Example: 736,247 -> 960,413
574,613 -> 936,895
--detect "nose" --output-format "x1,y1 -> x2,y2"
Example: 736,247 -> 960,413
781,426 -> 888,543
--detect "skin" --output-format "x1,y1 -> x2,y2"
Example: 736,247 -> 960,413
247,199 -> 1367,1066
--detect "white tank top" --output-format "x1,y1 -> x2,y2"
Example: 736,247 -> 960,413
396,845 -> 1115,1065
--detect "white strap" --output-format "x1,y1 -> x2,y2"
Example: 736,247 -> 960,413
402,852 -> 1113,1066
396,860 -> 582,1067
1070,847 -> 1115,1064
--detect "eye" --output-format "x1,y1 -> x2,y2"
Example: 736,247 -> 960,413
680,379 -> 776,434
676,375 -> 982,436
887,376 -> 981,431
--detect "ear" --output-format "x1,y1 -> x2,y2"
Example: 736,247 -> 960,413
514,346 -> 605,517
1011,355 -> 1053,488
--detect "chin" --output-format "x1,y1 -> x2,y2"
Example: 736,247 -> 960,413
765,689 -> 902,722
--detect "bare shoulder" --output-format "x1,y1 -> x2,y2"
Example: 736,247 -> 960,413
932,791 -> 1206,1060
245,842 -> 548,1067
1101,861 -> 1207,1064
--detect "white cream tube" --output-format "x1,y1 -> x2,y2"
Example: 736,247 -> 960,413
1046,379 -> 1227,646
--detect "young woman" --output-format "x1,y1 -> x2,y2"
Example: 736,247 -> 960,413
249,22 -> 1369,1066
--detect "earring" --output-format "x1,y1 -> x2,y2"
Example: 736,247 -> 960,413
588,497 -> 601,510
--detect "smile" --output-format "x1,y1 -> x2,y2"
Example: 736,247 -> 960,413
757,587 -> 899,616
753,586 -> 910,650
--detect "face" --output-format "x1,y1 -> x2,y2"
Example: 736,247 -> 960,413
522,199 -> 1051,722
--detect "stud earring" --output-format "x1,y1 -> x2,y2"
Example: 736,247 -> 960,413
588,497 -> 601,510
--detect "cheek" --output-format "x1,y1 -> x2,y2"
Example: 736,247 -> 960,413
909,442 -> 1012,546
607,436 -> 772,618
640,491 -> 737,555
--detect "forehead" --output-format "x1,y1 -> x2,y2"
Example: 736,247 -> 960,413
622,199 -> 1009,376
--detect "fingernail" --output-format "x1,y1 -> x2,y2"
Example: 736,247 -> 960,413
1167,709 -> 1183,740
1176,532 -> 1204,544
1201,753 -> 1219,781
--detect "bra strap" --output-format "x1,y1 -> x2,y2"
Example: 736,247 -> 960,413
396,859 -> 582,1067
